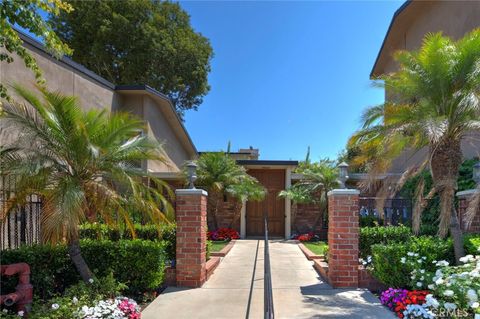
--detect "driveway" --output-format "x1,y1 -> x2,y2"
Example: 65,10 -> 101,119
142,240 -> 395,319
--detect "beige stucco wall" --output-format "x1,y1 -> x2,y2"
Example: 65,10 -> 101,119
143,96 -> 191,173
383,1 -> 480,75
0,43 -> 118,111
1,40 -> 195,175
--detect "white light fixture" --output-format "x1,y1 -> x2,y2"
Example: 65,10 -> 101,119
338,162 -> 349,189
186,161 -> 198,189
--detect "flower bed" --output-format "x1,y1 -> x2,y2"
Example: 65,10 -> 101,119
207,228 -> 239,241
379,251 -> 480,318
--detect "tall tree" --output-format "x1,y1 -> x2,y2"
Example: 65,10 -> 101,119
192,152 -> 265,230
349,30 -> 480,263
0,0 -> 73,99
1,86 -> 173,282
49,0 -> 213,117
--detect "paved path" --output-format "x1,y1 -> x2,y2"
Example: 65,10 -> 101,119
142,240 -> 395,319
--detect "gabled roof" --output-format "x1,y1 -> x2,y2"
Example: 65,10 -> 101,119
15,28 -> 197,156
370,0 -> 413,78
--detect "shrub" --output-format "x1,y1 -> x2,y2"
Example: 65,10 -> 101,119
359,226 -> 411,258
464,233 -> 480,255
79,222 -> 176,261
370,236 -> 453,288
0,239 -> 166,300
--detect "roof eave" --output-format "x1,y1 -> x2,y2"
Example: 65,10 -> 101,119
370,0 -> 413,79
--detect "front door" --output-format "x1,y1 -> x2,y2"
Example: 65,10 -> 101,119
246,169 -> 285,237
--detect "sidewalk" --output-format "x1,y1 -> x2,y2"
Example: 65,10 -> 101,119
142,240 -> 395,319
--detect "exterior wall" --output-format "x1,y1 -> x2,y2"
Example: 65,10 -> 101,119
1,43 -> 118,111
381,1 -> 480,75
143,96 -> 191,173
291,203 -> 327,240
379,1 -> 480,172
457,190 -> 480,233
213,197 -> 241,231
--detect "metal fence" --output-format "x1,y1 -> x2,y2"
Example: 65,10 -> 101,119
359,197 -> 412,226
0,175 -> 42,250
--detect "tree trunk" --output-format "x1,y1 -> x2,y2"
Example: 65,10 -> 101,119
207,192 -> 221,230
229,199 -> 243,229
450,204 -> 465,264
430,139 -> 465,263
68,239 -> 93,283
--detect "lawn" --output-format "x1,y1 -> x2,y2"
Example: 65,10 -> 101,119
303,241 -> 328,255
210,240 -> 230,252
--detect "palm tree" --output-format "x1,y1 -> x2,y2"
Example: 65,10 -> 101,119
192,152 -> 265,230
349,30 -> 480,262
280,159 -> 339,232
0,86 -> 173,282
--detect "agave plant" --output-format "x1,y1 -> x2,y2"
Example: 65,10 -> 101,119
190,152 -> 265,230
349,30 -> 480,262
0,85 -> 173,281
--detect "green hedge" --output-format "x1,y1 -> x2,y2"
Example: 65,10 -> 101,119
359,226 -> 411,258
464,234 -> 480,255
370,236 -> 454,288
79,223 -> 176,261
0,239 -> 166,299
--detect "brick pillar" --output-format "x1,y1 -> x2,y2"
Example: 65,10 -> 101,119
457,189 -> 480,233
175,189 -> 208,288
327,189 -> 360,288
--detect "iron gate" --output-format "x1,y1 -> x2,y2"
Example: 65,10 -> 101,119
0,175 -> 42,250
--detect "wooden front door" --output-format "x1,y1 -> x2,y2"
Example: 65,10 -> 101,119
246,169 -> 285,237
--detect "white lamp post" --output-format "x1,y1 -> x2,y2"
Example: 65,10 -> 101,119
338,162 -> 349,189
186,161 -> 198,189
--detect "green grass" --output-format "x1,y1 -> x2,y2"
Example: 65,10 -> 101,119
303,241 -> 328,255
211,240 -> 230,252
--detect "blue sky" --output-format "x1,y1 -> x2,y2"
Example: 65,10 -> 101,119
180,0 -> 404,161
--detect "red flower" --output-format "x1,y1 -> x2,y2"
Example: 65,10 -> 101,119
392,290 -> 429,317
208,228 -> 239,241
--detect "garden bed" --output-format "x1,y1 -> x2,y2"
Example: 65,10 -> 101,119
210,240 -> 236,257
299,241 -> 327,260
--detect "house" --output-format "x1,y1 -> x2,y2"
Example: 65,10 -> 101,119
0,30 -> 198,249
0,31 -> 197,180
1,30 -> 311,244
370,0 -> 480,173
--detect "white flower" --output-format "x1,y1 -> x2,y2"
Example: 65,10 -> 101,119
444,302 -> 457,310
72,297 -> 78,304
472,302 -> 480,309
460,255 -> 474,263
425,294 -> 440,308
417,259 -> 422,263
468,289 -> 478,302
443,290 -> 454,297
51,303 -> 60,310
428,284 -> 435,289
2,309 -> 8,314
400,257 -> 406,264
407,252 -> 414,256
435,278 -> 444,285
420,269 -> 425,274
436,260 -> 449,267
416,282 -> 422,287
17,311 -> 24,317
88,278 -> 94,284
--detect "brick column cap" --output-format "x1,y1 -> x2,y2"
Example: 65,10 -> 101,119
175,189 -> 208,196
457,189 -> 479,199
327,189 -> 360,197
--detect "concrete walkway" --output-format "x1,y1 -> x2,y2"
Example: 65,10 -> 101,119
142,240 -> 395,319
